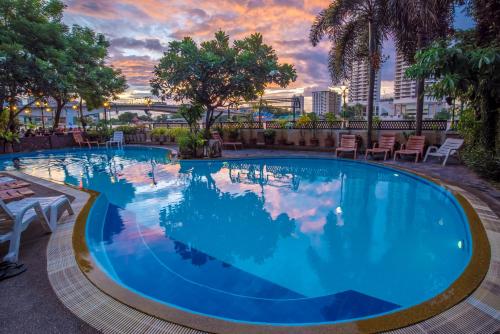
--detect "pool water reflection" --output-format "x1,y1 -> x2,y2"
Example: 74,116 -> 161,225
0,147 -> 472,324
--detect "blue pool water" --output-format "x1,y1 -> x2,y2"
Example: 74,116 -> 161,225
0,147 -> 472,325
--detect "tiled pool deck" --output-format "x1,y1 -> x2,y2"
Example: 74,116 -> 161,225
2,147 -> 499,334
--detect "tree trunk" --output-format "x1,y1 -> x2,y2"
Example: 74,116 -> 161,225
53,98 -> 65,129
204,106 -> 214,137
366,20 -> 376,149
8,104 -> 16,132
79,98 -> 87,130
415,32 -> 425,136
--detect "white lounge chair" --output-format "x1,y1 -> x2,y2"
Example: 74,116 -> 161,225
424,138 -> 464,166
106,131 -> 124,148
0,195 -> 73,262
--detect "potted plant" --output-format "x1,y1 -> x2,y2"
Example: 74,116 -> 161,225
225,127 -> 239,142
324,112 -> 337,147
309,113 -> 319,146
178,132 -> 206,159
276,119 -> 290,145
263,129 -> 276,145
296,114 -> 310,146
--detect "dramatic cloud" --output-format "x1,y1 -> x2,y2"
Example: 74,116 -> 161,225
63,0 -> 473,102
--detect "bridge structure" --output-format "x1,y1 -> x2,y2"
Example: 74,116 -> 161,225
15,95 -> 303,128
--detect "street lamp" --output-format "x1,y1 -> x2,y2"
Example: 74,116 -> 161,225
103,101 -> 111,130
333,85 -> 349,120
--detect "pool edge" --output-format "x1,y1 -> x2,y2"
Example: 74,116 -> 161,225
70,159 -> 492,334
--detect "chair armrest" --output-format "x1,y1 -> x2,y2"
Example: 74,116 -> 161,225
426,145 -> 438,153
13,201 -> 45,227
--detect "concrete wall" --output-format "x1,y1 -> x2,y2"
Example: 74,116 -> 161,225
1,134 -> 77,154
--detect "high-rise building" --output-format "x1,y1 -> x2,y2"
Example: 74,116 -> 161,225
347,60 -> 381,115
312,90 -> 341,116
393,52 -> 448,118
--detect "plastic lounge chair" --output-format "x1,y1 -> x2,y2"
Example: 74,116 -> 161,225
336,134 -> 357,159
73,132 -> 101,148
106,131 -> 124,148
211,131 -> 243,150
394,135 -> 426,162
365,134 -> 396,160
12,195 -> 74,232
0,198 -> 50,263
424,138 -> 464,166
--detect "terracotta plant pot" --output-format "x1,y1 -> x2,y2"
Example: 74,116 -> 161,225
310,138 -> 319,146
324,136 -> 335,147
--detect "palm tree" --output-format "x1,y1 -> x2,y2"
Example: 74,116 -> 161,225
310,0 -> 389,148
389,0 -> 456,135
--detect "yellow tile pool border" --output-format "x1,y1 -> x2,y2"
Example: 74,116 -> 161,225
70,160 -> 492,334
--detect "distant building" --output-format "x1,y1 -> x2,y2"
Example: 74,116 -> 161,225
378,98 -> 396,118
312,90 -> 341,116
393,52 -> 449,119
347,60 -> 381,115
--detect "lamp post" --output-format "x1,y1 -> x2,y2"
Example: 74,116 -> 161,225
103,101 -> 110,130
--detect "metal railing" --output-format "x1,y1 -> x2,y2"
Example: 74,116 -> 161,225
152,120 -> 450,131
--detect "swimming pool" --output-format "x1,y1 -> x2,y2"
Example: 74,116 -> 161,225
0,147 -> 473,328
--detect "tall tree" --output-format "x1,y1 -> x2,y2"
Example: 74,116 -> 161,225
389,0 -> 456,135
0,0 -> 66,130
310,0 -> 389,147
151,30 -> 296,134
45,25 -> 127,128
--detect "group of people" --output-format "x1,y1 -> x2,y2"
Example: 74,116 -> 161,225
19,126 -> 85,138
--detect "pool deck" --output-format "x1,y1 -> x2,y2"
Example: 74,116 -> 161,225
1,147 -> 499,334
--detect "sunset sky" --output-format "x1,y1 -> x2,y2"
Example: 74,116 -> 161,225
62,0 -> 474,108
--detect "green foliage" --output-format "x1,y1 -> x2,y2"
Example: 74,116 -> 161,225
177,132 -> 205,156
342,104 -> 364,120
406,30 -> 500,179
178,104 -> 203,133
0,130 -> 20,143
0,1 -> 127,130
276,118 -> 290,129
118,112 -> 138,124
151,30 -> 296,131
457,108 -> 500,179
151,127 -> 168,138
168,127 -> 190,139
310,0 -> 389,83
223,127 -> 239,141
434,109 -> 451,120
296,113 -> 311,126
115,125 -> 138,135
324,112 -> 338,123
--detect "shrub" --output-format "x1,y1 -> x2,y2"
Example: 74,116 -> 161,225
458,108 -> 500,180
223,127 -> 239,140
168,127 -> 190,139
263,129 -> 276,144
178,132 -> 206,157
151,127 -> 168,138
115,125 -> 138,135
